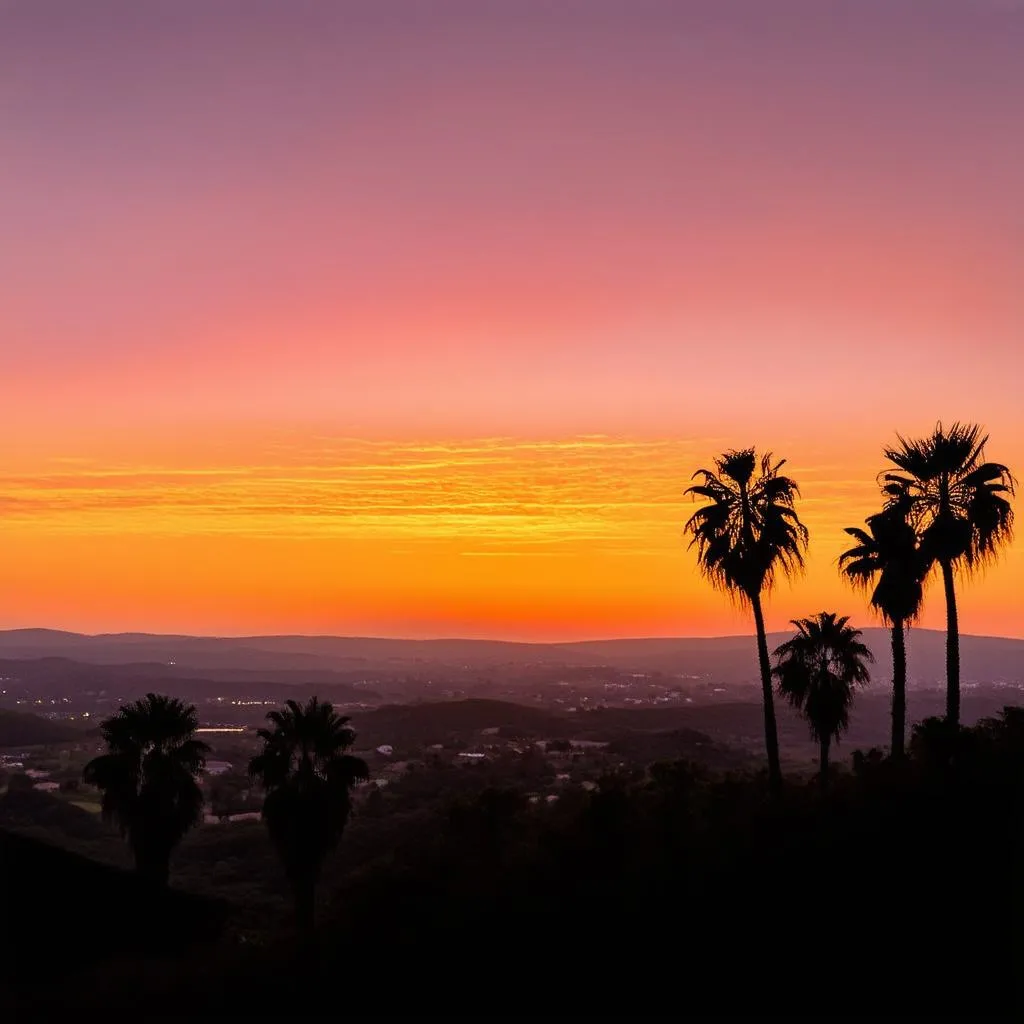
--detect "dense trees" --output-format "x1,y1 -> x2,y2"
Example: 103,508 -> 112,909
248,697 -> 369,936
684,448 -> 809,793
82,693 -> 209,885
882,422 -> 1015,726
772,613 -> 873,790
31,703 -> 1021,1016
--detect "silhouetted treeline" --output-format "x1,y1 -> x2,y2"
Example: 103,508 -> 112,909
11,706 -> 1022,1016
2,420 -> 1018,1014
686,423 -> 1015,788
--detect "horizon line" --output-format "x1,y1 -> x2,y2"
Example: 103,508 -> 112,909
1,625 -> 1022,645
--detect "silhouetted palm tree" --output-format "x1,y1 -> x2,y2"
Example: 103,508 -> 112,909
840,498 -> 928,758
249,697 -> 369,937
82,693 -> 209,885
883,422 -> 1015,726
773,613 -> 873,791
685,448 -> 809,793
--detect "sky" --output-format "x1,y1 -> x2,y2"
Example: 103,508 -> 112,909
1,0 -> 1022,640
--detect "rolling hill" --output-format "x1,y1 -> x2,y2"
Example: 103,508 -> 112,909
0,708 -> 82,747
0,627 -> 1021,686
0,656 -> 378,704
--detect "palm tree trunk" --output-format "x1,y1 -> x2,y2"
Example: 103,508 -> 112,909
890,619 -> 907,759
751,592 -> 782,795
819,736 -> 830,792
940,559 -> 960,727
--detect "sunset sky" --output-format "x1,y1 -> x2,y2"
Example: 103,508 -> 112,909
1,1 -> 1021,640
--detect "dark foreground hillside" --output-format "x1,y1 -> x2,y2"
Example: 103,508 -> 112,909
0,829 -> 225,983
5,711 -> 1023,1018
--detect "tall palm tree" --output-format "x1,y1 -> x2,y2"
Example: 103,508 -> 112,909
249,697 -> 369,937
839,499 -> 929,758
82,693 -> 209,885
883,422 -> 1015,726
685,448 -> 809,793
772,613 -> 873,791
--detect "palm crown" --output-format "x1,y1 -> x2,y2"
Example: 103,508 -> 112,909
882,421 -> 1015,573
773,613 -> 873,747
82,693 -> 209,878
685,448 -> 809,602
839,500 -> 928,626
249,697 -> 369,792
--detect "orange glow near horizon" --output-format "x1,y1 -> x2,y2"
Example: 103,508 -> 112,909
1,431 -> 1021,640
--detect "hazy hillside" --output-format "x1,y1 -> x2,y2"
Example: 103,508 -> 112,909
1,627 -> 1021,686
0,708 -> 82,747
0,630 -> 333,671
558,630 -> 1024,686
345,690 -> 1024,766
353,698 -> 572,747
0,657 -> 378,704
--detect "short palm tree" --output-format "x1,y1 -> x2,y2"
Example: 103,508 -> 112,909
840,499 -> 929,758
249,697 -> 369,937
685,448 -> 809,793
883,422 -> 1015,726
773,613 -> 873,791
82,693 -> 209,885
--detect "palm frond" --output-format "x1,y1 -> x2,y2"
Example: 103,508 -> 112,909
772,612 -> 872,746
882,422 -> 1015,579
684,446 -> 809,605
80,693 -> 207,866
839,503 -> 929,625
250,697 -> 369,791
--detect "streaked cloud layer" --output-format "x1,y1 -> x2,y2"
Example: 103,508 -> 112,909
1,434 -> 1019,639
1,437 -> 691,543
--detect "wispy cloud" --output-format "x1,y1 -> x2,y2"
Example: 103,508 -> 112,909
0,437 -> 1009,593
0,436 -> 705,549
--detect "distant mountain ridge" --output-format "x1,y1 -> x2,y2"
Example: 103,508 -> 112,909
0,627 -> 1021,685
